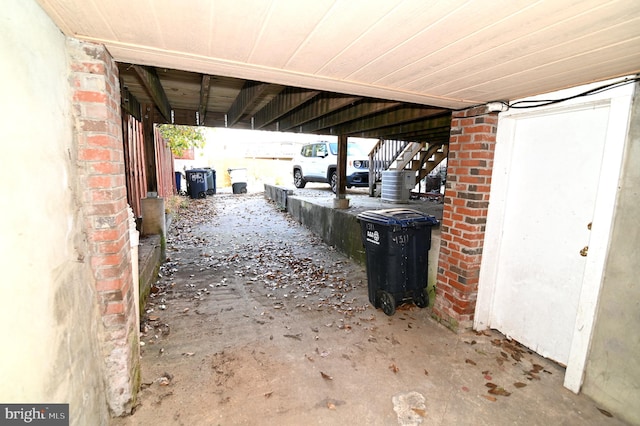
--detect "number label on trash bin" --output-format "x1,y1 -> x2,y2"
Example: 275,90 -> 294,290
190,172 -> 204,183
392,234 -> 409,245
365,229 -> 380,245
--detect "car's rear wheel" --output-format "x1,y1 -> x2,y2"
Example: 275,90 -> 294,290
330,170 -> 338,193
293,169 -> 306,188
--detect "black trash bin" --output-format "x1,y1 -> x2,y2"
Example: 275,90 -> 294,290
174,171 -> 182,193
203,167 -> 216,195
185,169 -> 208,199
357,208 -> 438,316
228,168 -> 247,194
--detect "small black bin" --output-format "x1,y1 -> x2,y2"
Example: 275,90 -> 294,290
185,169 -> 208,199
357,208 -> 438,316
203,167 -> 216,195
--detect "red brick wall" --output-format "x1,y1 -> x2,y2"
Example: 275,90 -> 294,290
69,39 -> 139,415
433,106 -> 498,330
174,146 -> 194,160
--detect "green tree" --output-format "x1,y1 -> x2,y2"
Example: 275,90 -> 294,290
158,124 -> 206,157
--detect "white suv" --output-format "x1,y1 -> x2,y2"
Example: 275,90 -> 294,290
292,141 -> 369,192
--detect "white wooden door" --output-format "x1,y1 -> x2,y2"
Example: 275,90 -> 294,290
476,80 -> 634,390
486,104 -> 609,365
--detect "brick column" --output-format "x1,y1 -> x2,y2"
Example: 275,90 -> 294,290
68,39 -> 139,415
433,106 -> 498,330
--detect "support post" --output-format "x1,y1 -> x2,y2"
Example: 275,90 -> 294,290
333,134 -> 350,209
142,104 -> 158,193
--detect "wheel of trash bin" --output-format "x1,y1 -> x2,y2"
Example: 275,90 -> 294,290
198,191 -> 206,199
414,288 -> 429,308
379,291 -> 396,316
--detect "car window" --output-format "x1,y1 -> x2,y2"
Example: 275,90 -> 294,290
314,144 -> 327,157
328,142 -> 365,157
301,145 -> 313,157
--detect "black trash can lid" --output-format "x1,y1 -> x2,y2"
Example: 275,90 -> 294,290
357,208 -> 438,227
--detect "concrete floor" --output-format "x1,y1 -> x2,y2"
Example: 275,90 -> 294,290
115,191 -> 628,425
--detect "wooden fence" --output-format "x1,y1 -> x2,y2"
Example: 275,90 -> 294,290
122,113 -> 176,218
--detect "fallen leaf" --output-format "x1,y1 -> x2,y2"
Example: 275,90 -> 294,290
411,408 -> 426,417
389,363 -> 399,373
465,359 -> 477,366
327,402 -> 336,410
482,395 -> 497,402
597,408 -> 613,418
484,375 -> 492,380
527,372 -> 540,381
424,369 -> 429,376
513,382 -> 527,388
485,382 -> 497,389
320,371 -> 333,380
461,386 -> 470,392
264,392 -> 273,398
283,333 -> 302,341
488,387 -> 511,397
148,315 -> 160,321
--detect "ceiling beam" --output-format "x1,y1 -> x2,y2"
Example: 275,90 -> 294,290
301,100 -> 401,133
389,127 -> 451,143
198,74 -> 211,126
227,81 -> 268,127
277,94 -> 362,131
120,85 -> 141,121
253,88 -> 319,129
329,107 -> 448,135
352,114 -> 452,141
132,65 -> 172,122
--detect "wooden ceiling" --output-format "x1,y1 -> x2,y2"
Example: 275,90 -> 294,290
117,63 -> 452,143
39,0 -> 640,142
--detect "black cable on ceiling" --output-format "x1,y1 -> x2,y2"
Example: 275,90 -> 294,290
507,76 -> 640,109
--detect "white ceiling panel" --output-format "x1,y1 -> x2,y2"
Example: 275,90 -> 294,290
37,0 -> 640,109
247,1 -> 336,67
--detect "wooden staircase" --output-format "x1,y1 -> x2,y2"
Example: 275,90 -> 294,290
368,139 -> 448,197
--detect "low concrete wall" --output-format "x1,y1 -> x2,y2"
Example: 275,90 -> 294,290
264,184 -> 293,210
274,190 -> 441,307
287,196 -> 367,264
138,235 -> 162,315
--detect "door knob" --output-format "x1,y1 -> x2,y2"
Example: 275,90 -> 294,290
580,246 -> 589,257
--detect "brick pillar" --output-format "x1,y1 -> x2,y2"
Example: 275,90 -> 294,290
433,106 -> 498,331
68,39 -> 139,415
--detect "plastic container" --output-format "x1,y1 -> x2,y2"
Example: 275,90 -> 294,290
185,169 -> 208,199
228,168 -> 247,194
175,171 -> 182,193
357,208 -> 438,315
203,167 -> 216,195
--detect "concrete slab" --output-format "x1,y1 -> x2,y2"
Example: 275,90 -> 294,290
113,194 -> 628,426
